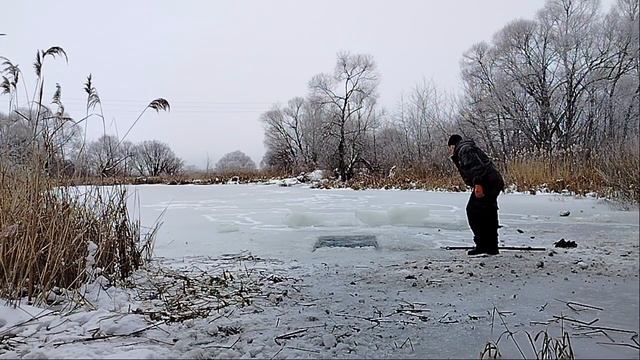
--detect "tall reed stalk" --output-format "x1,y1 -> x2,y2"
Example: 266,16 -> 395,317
0,47 -> 168,304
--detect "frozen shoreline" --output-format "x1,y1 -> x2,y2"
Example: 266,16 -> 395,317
1,248 -> 637,359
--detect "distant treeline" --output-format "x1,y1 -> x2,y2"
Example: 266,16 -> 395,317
260,0 -> 639,195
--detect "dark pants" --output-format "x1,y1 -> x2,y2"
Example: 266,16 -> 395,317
466,189 -> 500,250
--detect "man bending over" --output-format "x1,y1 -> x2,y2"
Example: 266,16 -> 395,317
448,134 -> 505,255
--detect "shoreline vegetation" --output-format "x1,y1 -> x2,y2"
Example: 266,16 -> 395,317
0,47 -> 167,304
68,153 -> 639,204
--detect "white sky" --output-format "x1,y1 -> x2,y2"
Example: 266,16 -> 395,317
0,0 -> 615,168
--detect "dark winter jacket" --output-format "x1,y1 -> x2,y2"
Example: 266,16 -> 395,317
451,139 -> 504,193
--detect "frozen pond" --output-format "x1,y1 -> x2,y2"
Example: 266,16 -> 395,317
128,184 -> 639,262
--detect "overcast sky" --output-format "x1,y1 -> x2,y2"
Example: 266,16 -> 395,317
1,0 -> 615,168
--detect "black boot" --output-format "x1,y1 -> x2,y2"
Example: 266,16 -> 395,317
483,238 -> 500,255
467,246 -> 500,256
484,246 -> 499,255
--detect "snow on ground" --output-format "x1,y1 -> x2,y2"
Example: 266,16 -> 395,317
1,184 -> 638,358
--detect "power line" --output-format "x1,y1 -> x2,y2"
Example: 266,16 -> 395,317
69,110 -> 266,114
56,102 -> 270,110
0,102 -> 271,114
55,97 -> 274,105
41,99 -> 274,113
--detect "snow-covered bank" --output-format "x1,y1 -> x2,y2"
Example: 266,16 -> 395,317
1,185 -> 638,358
1,248 -> 638,358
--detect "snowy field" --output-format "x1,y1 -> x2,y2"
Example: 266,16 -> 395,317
1,184 -> 638,358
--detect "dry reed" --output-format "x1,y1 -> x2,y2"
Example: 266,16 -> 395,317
0,161 -> 154,304
0,46 -> 160,305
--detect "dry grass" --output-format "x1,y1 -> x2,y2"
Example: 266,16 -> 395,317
0,161 -> 154,304
327,171 -> 466,192
0,46 -> 159,305
503,154 -> 604,195
593,143 -> 639,203
342,150 -> 638,203
71,149 -> 638,204
481,329 -> 574,360
482,306 -> 575,359
503,147 -> 639,203
68,168 -> 283,187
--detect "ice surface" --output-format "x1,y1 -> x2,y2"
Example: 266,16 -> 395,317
356,206 -> 434,226
126,184 -> 638,263
216,222 -> 240,233
284,212 -> 326,227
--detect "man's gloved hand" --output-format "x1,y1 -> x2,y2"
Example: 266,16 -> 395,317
474,184 -> 485,198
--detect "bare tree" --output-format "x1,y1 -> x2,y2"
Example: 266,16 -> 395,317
131,140 -> 183,176
85,134 -> 124,176
367,124 -> 406,175
261,95 -> 331,173
459,40 -> 531,158
216,150 -> 256,173
457,0 -> 638,159
0,110 -> 32,165
309,52 -> 379,181
594,0 -> 640,149
0,105 -> 80,173
120,140 -> 136,175
391,79 -> 453,166
260,97 -> 309,171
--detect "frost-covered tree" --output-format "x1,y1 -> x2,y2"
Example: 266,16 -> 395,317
85,135 -> 126,176
261,98 -> 306,172
390,80 -> 453,167
131,140 -> 183,176
0,106 -> 81,172
0,111 -> 32,165
216,150 -> 257,173
261,97 -> 328,172
458,0 -> 639,158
